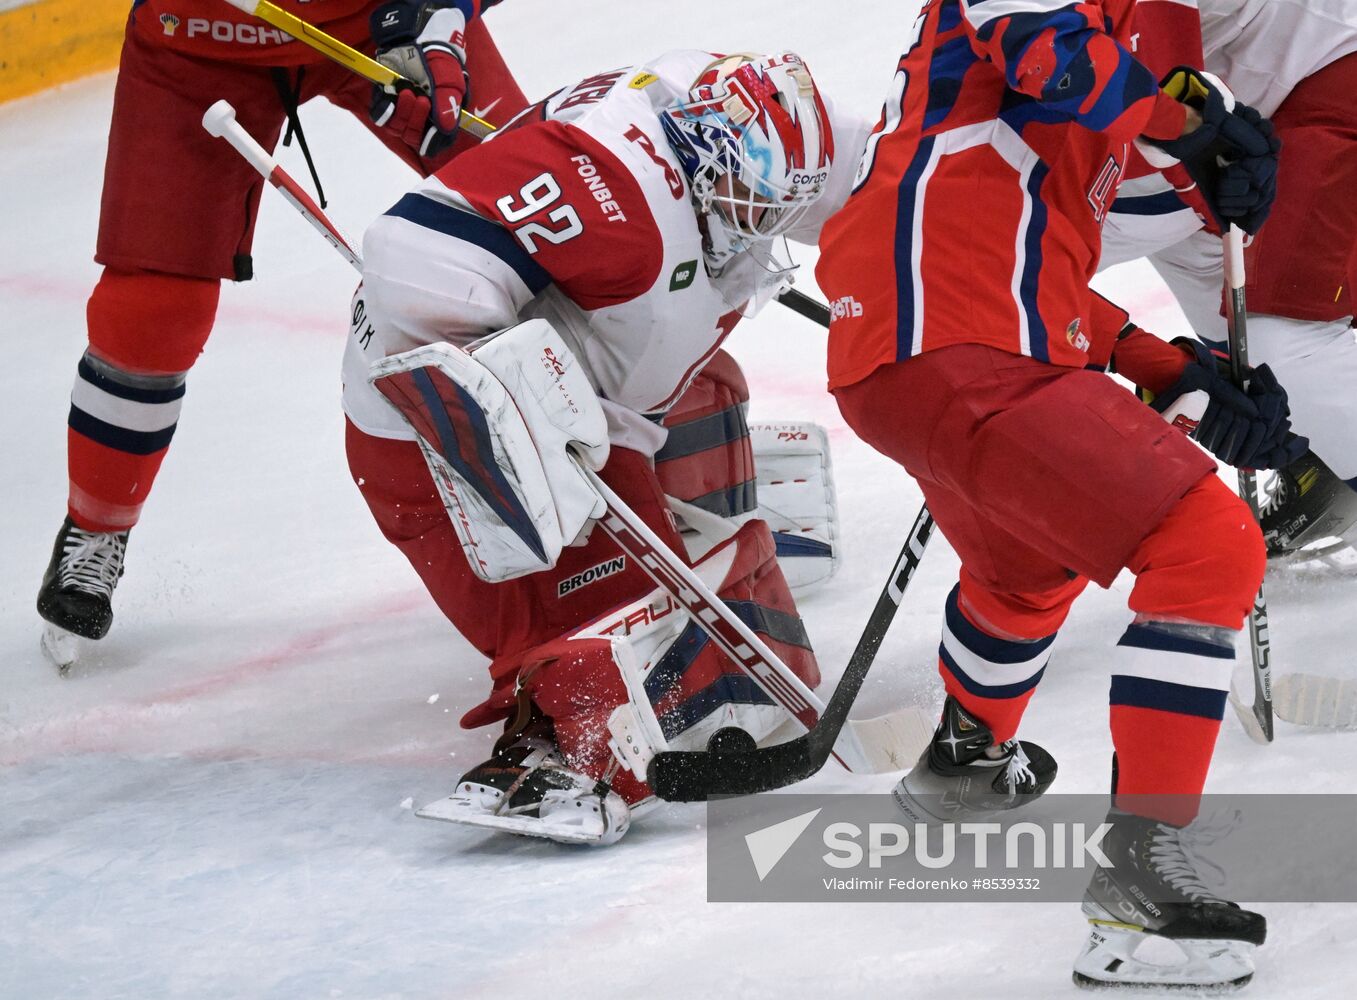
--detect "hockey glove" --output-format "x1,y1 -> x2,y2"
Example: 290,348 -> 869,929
369,0 -> 470,159
1150,338 -> 1308,470
1140,67 -> 1281,235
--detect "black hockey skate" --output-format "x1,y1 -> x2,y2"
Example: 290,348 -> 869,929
1074,808 -> 1266,991
416,711 -> 630,845
36,517 -> 129,670
1260,450 -> 1357,561
892,695 -> 1057,824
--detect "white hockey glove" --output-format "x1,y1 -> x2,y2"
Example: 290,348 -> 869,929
369,319 -> 609,582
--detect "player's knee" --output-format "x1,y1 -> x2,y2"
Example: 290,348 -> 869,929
87,266 -> 220,374
957,570 -> 1086,640
1128,475 -> 1265,630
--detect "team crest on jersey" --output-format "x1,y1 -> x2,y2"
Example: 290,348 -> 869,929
159,13 -> 180,35
669,260 -> 698,291
558,556 -> 627,597
1066,318 -> 1091,352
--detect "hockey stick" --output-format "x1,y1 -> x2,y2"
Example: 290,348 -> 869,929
203,102 -> 935,773
774,287 -> 831,327
647,503 -> 936,800
580,468 -> 935,776
219,0 -> 495,138
1222,225 -> 1274,744
203,101 -> 362,267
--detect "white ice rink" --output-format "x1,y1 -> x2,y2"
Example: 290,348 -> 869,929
2,2 -> 1355,997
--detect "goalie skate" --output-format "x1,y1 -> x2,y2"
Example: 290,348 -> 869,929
416,734 -> 630,846
1073,809 -> 1265,991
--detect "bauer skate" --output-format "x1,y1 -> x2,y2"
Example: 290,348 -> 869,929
417,713 -> 630,846
36,517 -> 129,672
892,695 -> 1057,824
1260,451 -> 1357,563
1074,808 -> 1266,991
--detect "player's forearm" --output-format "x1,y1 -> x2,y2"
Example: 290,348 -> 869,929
960,0 -> 1186,142
1110,326 -> 1192,395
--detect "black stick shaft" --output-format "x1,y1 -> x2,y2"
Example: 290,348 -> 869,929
1223,227 -> 1274,742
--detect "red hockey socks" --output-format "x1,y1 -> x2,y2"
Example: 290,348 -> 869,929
68,268 -> 219,532
935,579 -> 1078,743
1112,476 -> 1266,825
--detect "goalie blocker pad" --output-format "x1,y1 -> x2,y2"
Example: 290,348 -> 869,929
368,320 -> 609,583
460,519 -> 821,804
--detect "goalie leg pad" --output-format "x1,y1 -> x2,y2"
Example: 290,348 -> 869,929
461,520 -> 820,803
655,350 -> 756,517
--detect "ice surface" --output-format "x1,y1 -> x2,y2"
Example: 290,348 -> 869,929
2,2 -> 1355,997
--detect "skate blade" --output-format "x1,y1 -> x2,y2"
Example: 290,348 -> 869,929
1274,673 -> 1357,729
415,796 -> 609,845
1074,922 -> 1255,992
40,624 -> 80,674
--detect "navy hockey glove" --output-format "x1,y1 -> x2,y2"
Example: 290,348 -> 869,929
1150,339 -> 1308,470
1143,67 -> 1281,235
369,0 -> 470,159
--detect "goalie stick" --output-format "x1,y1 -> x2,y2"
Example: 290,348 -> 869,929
1221,225 -> 1275,744
202,101 -> 936,773
647,503 -> 936,800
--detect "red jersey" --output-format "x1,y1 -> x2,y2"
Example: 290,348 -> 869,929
129,0 -> 496,65
817,0 -> 1188,390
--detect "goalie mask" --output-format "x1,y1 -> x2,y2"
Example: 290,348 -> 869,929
660,52 -> 834,271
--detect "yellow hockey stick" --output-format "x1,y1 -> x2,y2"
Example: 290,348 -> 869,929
221,0 -> 495,139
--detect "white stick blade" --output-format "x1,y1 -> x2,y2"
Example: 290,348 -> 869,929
1274,673 -> 1357,729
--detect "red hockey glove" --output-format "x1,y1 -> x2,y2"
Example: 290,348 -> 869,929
369,0 -> 470,159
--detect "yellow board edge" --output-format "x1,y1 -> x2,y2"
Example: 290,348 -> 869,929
0,0 -> 128,104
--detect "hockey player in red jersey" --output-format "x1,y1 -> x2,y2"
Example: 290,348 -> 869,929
35,0 -> 527,668
817,0 -> 1297,989
1103,0 -> 1357,562
343,51 -> 860,844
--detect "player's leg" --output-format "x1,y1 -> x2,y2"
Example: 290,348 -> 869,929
834,347 -> 1111,819
319,16 -> 528,175
1237,55 -> 1357,552
840,347 -> 1266,982
347,420 -> 817,842
38,25 -> 288,651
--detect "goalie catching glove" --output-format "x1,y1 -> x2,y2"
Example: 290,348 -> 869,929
368,319 -> 608,582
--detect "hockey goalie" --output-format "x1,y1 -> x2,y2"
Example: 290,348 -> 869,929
342,49 -> 860,845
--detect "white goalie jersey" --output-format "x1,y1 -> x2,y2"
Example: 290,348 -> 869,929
342,49 -> 868,456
